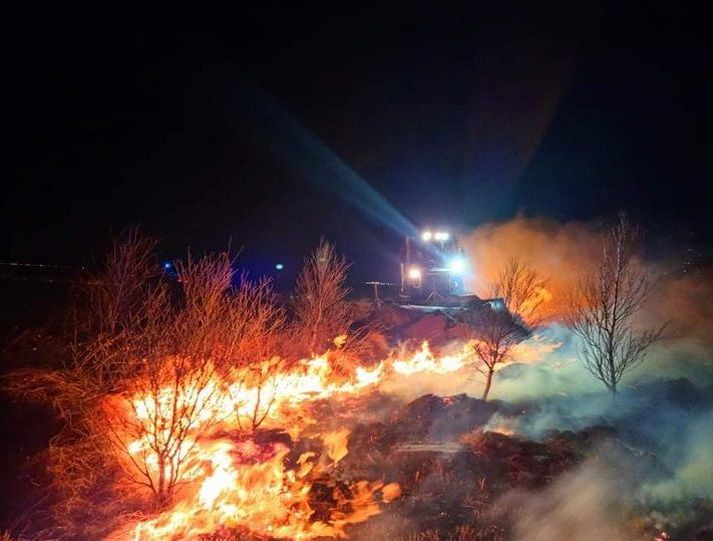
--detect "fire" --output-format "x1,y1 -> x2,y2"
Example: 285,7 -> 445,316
392,341 -> 472,375
127,436 -> 394,540
107,340 -> 490,539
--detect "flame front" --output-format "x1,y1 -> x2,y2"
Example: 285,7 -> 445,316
107,341 -> 482,539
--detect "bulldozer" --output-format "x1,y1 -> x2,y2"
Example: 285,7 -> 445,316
399,228 -> 467,302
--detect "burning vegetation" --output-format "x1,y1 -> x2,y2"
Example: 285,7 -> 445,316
2,217 -> 711,540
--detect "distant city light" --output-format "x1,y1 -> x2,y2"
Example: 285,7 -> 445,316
163,262 -> 172,269
408,266 -> 422,280
421,230 -> 432,242
275,263 -> 284,270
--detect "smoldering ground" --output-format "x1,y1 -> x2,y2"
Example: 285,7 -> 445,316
358,327 -> 712,537
344,217 -> 713,538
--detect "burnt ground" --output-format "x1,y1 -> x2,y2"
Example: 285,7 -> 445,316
1,292 -> 712,540
204,383 -> 712,540
332,391 -> 712,540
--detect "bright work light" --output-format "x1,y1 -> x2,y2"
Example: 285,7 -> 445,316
448,256 -> 465,274
421,231 -> 432,242
408,266 -> 422,280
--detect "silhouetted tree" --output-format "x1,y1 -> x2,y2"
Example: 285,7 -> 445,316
566,214 -> 666,395
492,258 -> 550,327
461,259 -> 548,400
293,239 -> 352,354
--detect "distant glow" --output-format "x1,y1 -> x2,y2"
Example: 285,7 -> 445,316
163,262 -> 172,269
275,263 -> 284,270
408,267 -> 422,280
448,256 -> 465,274
421,231 -> 432,242
434,231 -> 450,241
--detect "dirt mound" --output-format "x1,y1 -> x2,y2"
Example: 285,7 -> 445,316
392,394 -> 499,442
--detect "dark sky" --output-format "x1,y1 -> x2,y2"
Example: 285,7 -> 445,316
5,5 -> 711,281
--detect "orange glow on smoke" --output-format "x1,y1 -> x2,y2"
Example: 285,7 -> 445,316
460,217 -> 604,320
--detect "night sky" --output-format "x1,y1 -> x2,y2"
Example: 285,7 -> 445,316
5,5 -> 710,282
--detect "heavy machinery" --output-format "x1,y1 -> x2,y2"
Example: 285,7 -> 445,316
399,228 -> 467,301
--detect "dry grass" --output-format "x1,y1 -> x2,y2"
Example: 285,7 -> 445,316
293,239 -> 352,355
3,230 -> 288,537
402,526 -> 481,541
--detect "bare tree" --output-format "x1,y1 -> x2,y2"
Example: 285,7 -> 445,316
3,228 -> 164,534
469,311 -> 523,400
223,275 -> 288,432
230,275 -> 287,368
5,233 -> 289,531
110,355 -> 218,505
107,251 -> 287,503
106,253 -> 226,504
492,258 -> 550,327
566,214 -> 666,395
459,259 -> 548,400
232,355 -> 285,431
71,227 -> 160,388
293,239 -> 352,354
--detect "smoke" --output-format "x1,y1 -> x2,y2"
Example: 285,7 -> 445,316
481,330 -> 713,532
459,216 -> 712,343
499,458 -> 649,541
352,216 -> 712,536
459,216 -> 603,318
379,215 -> 711,407
639,267 -> 713,349
488,400 -> 713,536
456,214 -> 713,384
638,410 -> 713,508
377,367 -> 475,402
417,216 -> 712,533
376,332 -> 566,403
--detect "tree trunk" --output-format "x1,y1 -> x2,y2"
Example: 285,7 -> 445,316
482,368 -> 494,401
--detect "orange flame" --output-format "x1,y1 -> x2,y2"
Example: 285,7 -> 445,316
108,337 -> 546,539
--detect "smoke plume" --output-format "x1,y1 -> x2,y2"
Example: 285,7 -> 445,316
460,216 -> 603,319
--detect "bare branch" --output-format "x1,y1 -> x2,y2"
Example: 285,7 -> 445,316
293,239 -> 352,354
565,213 -> 666,395
490,258 -> 551,328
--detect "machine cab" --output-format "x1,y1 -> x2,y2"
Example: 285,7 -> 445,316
399,228 -> 467,301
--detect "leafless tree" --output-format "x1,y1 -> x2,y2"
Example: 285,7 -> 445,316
229,275 -> 287,368
104,253 -> 223,504
492,258 -> 550,327
293,239 -> 352,354
3,228 -> 163,534
229,276 -> 287,431
71,226 -> 160,388
5,232 -> 288,530
106,251 -> 287,503
232,355 -> 285,431
566,214 -> 666,395
464,310 -> 523,401
460,259 -> 547,400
